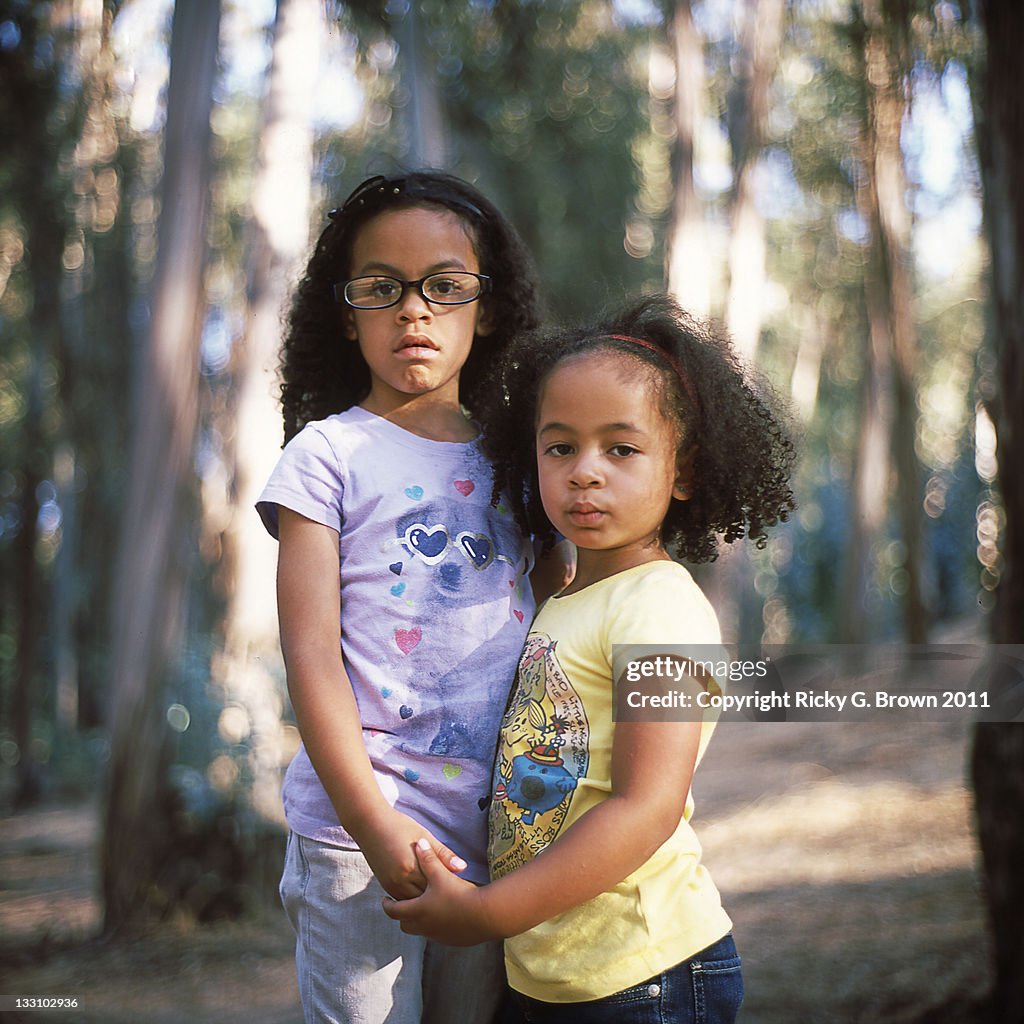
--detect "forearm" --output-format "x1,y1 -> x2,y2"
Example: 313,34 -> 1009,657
276,507 -> 388,836
477,793 -> 679,939
284,651 -> 388,838
381,800 -> 673,947
480,715 -> 702,938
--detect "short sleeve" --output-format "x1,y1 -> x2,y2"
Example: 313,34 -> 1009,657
605,563 -> 721,649
255,423 -> 346,539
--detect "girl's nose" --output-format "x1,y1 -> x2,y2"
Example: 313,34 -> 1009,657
569,452 -> 603,488
395,284 -> 433,321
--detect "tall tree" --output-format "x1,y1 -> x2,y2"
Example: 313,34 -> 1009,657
212,0 -> 321,825
102,0 -> 222,933
723,0 -> 785,364
708,0 -> 785,644
66,0 -> 140,735
971,1 -> 1024,1019
860,0 -> 927,643
664,0 -> 710,318
840,0 -> 927,644
392,2 -> 448,167
55,0 -> 123,739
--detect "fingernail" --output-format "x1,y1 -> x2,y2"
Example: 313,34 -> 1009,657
416,837 -> 430,851
451,855 -> 467,870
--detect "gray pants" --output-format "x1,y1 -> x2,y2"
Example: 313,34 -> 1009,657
280,832 -> 505,1023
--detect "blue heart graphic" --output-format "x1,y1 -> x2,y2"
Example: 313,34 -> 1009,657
459,532 -> 493,569
407,525 -> 449,561
389,562 -> 403,576
390,582 -> 406,597
400,705 -> 414,719
381,687 -> 392,698
404,768 -> 420,783
404,486 -> 424,501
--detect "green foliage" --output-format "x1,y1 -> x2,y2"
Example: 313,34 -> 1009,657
316,0 -> 658,319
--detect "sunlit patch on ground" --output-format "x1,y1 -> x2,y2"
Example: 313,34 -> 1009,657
694,717 -> 990,1022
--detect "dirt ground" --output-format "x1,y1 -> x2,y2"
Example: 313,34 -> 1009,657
1,706 -> 993,1022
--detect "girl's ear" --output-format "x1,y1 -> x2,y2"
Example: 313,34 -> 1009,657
343,310 -> 358,341
673,444 -> 698,501
475,302 -> 494,338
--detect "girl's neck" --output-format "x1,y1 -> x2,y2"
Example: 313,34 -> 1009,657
359,390 -> 477,443
559,542 -> 671,596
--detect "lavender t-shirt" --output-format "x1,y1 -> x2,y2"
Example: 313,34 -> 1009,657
257,407 -> 534,882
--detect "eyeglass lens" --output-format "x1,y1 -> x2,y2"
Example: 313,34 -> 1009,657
343,273 -> 486,309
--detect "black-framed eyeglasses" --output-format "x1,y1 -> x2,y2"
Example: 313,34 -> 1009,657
334,273 -> 491,310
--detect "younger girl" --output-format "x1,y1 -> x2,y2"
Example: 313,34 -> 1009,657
257,172 -> 560,1023
384,294 -> 796,1022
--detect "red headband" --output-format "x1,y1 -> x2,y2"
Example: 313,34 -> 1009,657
598,334 -> 700,416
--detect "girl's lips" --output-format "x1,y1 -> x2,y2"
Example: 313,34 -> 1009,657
567,505 -> 604,525
397,335 -> 437,351
395,336 -> 439,359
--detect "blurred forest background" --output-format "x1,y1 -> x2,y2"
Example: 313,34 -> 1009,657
2,0 -> 1023,1020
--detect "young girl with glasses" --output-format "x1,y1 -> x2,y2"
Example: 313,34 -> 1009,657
384,294 -> 796,1024
257,172 -> 565,1023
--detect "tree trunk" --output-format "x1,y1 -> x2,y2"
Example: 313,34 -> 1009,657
723,0 -> 784,364
972,1 -> 1024,1019
392,3 -> 448,169
861,0 -> 927,643
839,242 -> 891,645
840,1 -> 927,646
841,62 -> 894,647
664,0 -> 709,319
7,2 -> 72,807
789,306 -> 827,421
709,0 -> 784,643
101,0 -> 221,934
55,0 -> 120,739
12,356 -> 46,808
211,0 -> 321,827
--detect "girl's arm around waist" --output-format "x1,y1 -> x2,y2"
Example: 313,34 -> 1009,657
383,713 -> 704,944
276,507 -> 467,899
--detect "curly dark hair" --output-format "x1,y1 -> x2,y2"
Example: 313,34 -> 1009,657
478,293 -> 797,563
279,172 -> 542,442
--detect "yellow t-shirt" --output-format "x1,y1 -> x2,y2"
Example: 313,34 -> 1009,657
488,561 -> 732,1003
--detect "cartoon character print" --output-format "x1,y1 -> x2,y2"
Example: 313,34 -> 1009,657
377,477 -> 531,766
390,485 -> 521,604
488,632 -> 589,878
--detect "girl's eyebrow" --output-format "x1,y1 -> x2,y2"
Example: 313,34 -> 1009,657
538,422 -> 574,436
538,421 -> 645,436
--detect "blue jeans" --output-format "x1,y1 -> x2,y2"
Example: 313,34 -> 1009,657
502,934 -> 743,1024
